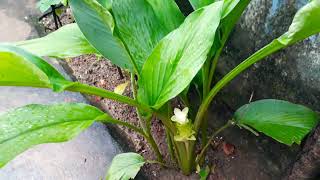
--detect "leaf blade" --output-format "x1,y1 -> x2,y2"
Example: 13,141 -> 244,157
0,44 -> 74,92
37,0 -> 62,12
106,153 -> 145,180
278,0 -> 320,45
234,99 -> 319,145
16,23 -> 98,59
69,0 -> 134,71
0,103 -> 105,168
112,0 -> 184,72
138,1 -> 224,109
189,0 -> 215,10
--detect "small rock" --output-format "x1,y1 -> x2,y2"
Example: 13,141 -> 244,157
222,142 -> 235,156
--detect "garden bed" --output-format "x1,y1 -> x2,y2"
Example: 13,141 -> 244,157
60,55 -> 298,180
40,6 -> 320,180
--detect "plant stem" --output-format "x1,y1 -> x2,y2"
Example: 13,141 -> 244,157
97,114 -> 145,136
165,127 -> 176,163
147,160 -> 170,168
195,120 -> 234,164
154,111 -> 176,134
66,83 -> 151,113
131,73 -> 148,133
194,40 -> 284,133
207,46 -> 223,91
200,59 -> 211,149
145,133 -> 164,163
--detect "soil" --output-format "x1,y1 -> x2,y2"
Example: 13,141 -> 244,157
40,7 -> 320,180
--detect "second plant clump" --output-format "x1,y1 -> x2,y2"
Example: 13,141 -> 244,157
0,0 -> 320,179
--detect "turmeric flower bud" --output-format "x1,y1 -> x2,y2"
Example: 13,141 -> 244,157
171,107 -> 189,124
171,107 -> 196,141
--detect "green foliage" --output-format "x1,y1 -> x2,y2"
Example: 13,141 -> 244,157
106,153 -> 145,180
189,0 -> 215,10
278,0 -> 320,45
138,1 -> 224,109
112,0 -> 182,72
97,0 -> 112,10
37,0 -> 62,12
199,166 -> 210,180
145,0 -> 184,31
234,99 -> 319,145
0,44 -> 74,92
0,103 -> 105,168
1,0 -> 320,178
16,23 -> 98,58
69,0 -> 134,71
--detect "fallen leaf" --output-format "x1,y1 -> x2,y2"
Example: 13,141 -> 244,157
114,81 -> 129,95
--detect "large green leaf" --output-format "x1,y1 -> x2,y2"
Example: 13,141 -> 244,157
112,0 -> 183,72
106,153 -> 145,180
0,103 -> 106,168
16,23 -> 98,59
145,0 -> 184,31
0,45 -> 142,108
97,0 -> 112,10
189,0 -> 215,10
138,1 -> 224,109
0,44 -> 74,92
37,0 -> 62,12
234,99 -> 319,145
278,0 -> 320,45
69,0 -> 134,71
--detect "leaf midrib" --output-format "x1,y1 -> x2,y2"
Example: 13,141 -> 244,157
114,161 -> 145,175
0,118 -> 95,144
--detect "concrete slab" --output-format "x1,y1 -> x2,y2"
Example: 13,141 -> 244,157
0,1 -> 122,179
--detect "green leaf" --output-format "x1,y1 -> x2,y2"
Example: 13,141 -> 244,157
69,0 -> 134,71
97,0 -> 112,10
16,23 -> 98,59
37,0 -> 62,12
112,0 -> 184,72
0,45 -> 143,109
189,0 -> 215,10
200,0 -> 320,120
106,153 -> 145,180
145,0 -> 184,31
0,103 -> 105,168
138,1 -> 224,109
278,0 -> 320,45
234,99 -> 319,145
0,44 -> 75,92
61,0 -> 68,6
199,166 -> 210,180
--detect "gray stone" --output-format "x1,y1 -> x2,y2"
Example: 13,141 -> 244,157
211,0 -> 320,178
0,1 -> 122,179
217,0 -> 320,111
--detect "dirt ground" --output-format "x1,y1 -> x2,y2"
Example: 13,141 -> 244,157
40,7 -> 319,180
